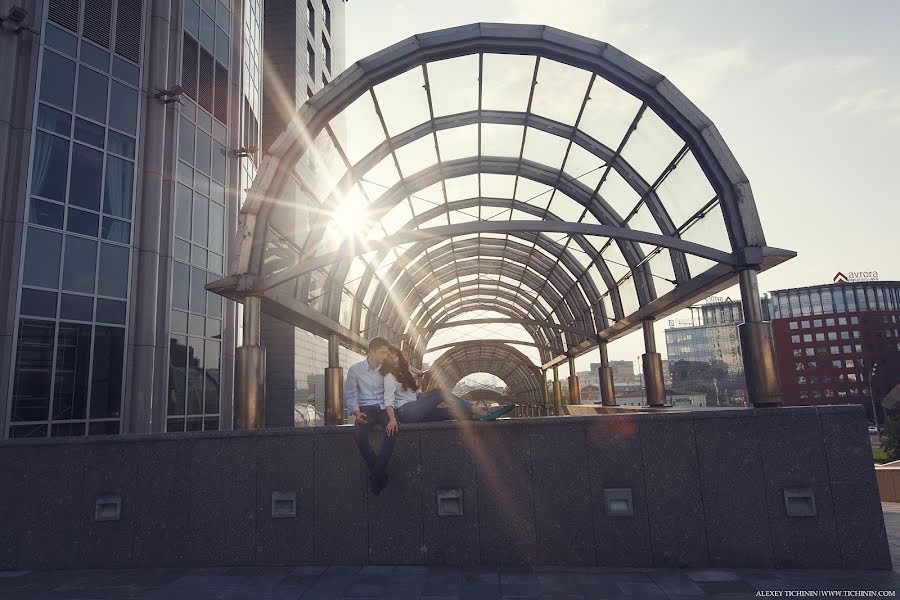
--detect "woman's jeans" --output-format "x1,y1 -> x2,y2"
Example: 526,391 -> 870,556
353,405 -> 396,481
395,389 -> 474,423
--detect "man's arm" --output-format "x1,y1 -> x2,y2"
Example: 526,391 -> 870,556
343,364 -> 360,416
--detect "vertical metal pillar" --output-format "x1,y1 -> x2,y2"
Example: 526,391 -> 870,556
552,364 -> 563,415
641,319 -> 666,407
738,269 -> 782,406
235,296 -> 266,429
325,334 -> 344,425
567,355 -> 581,405
598,340 -> 616,406
540,368 -> 549,412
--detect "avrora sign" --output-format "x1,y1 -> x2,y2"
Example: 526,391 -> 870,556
833,271 -> 879,284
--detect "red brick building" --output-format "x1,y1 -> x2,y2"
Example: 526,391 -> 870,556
770,281 -> 900,423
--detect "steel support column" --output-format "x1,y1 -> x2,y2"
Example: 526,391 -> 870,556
325,334 -> 344,425
552,365 -> 563,415
641,319 -> 666,407
598,341 -> 617,406
738,269 -> 783,406
567,355 -> 581,405
540,368 -> 550,413
235,296 -> 266,429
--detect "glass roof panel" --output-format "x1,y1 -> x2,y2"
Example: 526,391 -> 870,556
620,107 -> 685,185
514,178 -> 554,207
365,152 -> 401,189
481,123 -> 525,158
600,242 -> 631,280
372,67 -> 430,137
435,123 -> 478,162
600,293 -> 615,324
521,127 -> 568,170
546,193 -> 585,223
562,143 -> 605,190
626,201 -> 663,236
425,54 -> 480,117
482,206 -> 511,220
381,199 -> 415,235
480,173 -> 516,199
531,60 -> 593,125
647,248 -> 676,295
680,202 -> 731,252
481,53 -> 536,113
618,276 -> 640,313
394,134 -> 439,178
656,150 -> 716,229
444,174 -> 480,202
341,92 -> 385,164
411,182 -> 445,205
578,76 -> 642,150
596,167 -> 641,221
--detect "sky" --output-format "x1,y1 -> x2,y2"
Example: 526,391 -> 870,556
340,0 -> 900,375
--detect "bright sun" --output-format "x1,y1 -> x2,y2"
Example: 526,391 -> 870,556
329,187 -> 369,241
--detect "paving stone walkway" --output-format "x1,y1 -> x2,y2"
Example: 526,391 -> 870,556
2,506 -> 899,599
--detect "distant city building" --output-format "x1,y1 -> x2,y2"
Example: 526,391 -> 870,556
665,299 -> 750,406
770,281 -> 900,423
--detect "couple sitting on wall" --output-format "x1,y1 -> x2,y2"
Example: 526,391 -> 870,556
343,336 -> 516,495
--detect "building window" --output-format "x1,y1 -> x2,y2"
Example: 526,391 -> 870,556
830,346 -> 839,355
789,321 -> 798,330
307,0 -> 314,34
826,318 -> 835,326
827,331 -> 837,341
323,0 -> 331,32
801,320 -> 810,329
805,348 -> 815,356
815,333 -> 824,342
791,335 -> 800,344
838,317 -> 847,326
797,376 -> 807,385
307,42 -> 315,77
813,319 -> 822,328
793,349 -> 802,357
842,345 -> 851,354
802,334 -> 812,343
850,316 -> 859,325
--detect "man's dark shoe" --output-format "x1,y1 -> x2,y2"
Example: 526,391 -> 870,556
375,472 -> 389,495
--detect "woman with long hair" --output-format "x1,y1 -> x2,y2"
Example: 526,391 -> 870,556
380,345 -> 515,436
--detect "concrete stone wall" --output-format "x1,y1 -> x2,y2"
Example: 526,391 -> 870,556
0,406 -> 891,570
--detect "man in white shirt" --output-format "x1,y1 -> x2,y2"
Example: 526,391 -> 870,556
343,336 -> 394,495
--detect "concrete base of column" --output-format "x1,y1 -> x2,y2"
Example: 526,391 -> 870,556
567,375 -> 581,405
739,321 -> 783,407
599,366 -> 616,406
325,366 -> 344,425
235,345 -> 266,429
642,352 -> 666,407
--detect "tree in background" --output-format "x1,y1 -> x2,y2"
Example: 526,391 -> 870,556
882,415 -> 900,461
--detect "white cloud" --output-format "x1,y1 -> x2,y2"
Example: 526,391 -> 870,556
826,88 -> 900,126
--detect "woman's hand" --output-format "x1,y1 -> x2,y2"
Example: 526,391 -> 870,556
386,418 -> 399,436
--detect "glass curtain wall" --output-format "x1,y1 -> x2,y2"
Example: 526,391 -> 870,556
166,0 -> 232,432
8,0 -> 143,438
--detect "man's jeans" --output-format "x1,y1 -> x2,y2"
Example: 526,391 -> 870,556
395,389 -> 474,423
353,405 -> 396,481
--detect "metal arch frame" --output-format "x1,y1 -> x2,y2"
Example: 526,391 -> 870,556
344,196 -> 627,333
209,24 -> 796,398
306,107 -> 691,296
236,23 -> 767,282
377,252 -> 584,345
308,155 -> 655,306
366,236 -> 600,345
424,340 -> 544,405
396,286 -> 570,364
364,258 -> 580,352
418,304 -> 574,362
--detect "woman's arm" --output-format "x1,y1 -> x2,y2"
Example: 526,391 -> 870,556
384,375 -> 399,435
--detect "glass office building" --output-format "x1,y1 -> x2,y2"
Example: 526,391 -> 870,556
665,300 -> 749,405
0,0 -> 263,437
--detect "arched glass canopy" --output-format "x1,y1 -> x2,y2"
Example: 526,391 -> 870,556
210,23 -> 794,393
